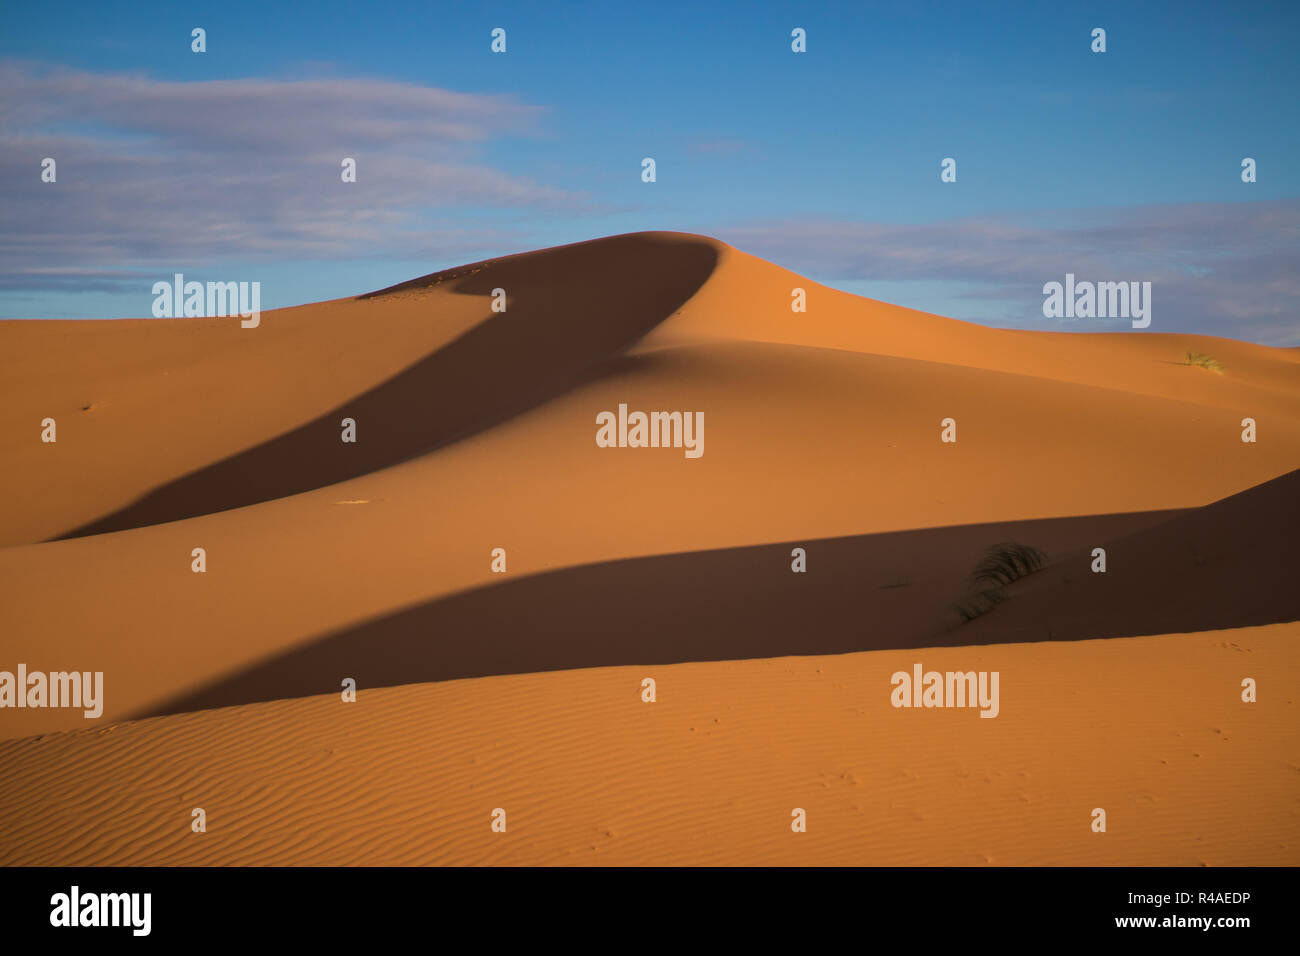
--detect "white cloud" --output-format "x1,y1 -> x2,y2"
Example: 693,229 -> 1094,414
0,62 -> 585,286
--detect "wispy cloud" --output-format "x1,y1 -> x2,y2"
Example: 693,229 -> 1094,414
720,201 -> 1300,345
0,62 -> 585,290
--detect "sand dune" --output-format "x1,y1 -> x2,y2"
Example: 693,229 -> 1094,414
0,623 -> 1293,866
3,232 -> 1295,549
1,232 -> 1296,864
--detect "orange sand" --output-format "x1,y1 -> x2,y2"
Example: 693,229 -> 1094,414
0,624 -> 1293,866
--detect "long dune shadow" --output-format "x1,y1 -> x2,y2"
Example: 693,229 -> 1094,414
141,499 -> 1296,720
56,233 -> 718,540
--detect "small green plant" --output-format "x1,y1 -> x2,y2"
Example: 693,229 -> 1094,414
1182,351 -> 1224,374
953,541 -> 1046,622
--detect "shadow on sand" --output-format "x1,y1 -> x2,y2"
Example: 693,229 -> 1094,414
140,496 -> 1300,720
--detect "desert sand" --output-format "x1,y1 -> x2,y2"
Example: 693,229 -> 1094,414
0,232 -> 1296,864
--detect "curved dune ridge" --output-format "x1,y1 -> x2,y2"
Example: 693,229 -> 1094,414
0,232 -> 1297,864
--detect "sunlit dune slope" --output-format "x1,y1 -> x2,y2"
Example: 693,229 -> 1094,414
643,242 -> 1300,414
0,623 -> 1293,866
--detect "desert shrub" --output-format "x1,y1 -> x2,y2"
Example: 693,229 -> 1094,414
971,541 -> 1047,588
1183,351 -> 1224,374
953,541 -> 1046,622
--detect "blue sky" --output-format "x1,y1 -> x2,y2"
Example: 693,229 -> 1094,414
2,0 -> 1298,342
